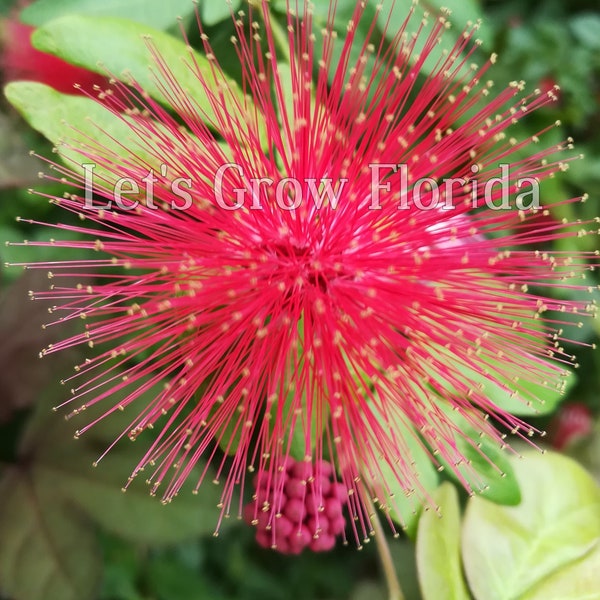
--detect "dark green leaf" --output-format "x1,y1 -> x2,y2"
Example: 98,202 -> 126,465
0,110 -> 45,190
439,407 -> 521,506
22,388 -> 235,545
98,535 -> 144,600
377,0 -> 490,80
146,555 -> 226,600
0,469 -> 101,600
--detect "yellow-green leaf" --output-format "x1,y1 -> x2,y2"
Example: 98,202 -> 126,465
462,451 -> 600,600
416,483 -> 471,600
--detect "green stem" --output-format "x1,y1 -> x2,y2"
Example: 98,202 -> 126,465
371,509 -> 406,600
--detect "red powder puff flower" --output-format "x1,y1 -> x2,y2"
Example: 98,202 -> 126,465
12,1 -> 598,548
549,402 -> 593,451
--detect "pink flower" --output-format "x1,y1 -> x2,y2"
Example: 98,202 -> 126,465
19,2 -> 597,546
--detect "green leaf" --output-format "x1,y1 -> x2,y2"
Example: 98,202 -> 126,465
421,0 -> 492,45
207,397 -> 245,458
481,362 -> 576,417
520,543 -> 600,600
146,555 -> 226,600
416,483 -> 470,600
266,386 -> 313,462
422,327 -> 574,418
0,469 -> 101,600
439,407 -> 521,506
5,82 -> 160,187
570,14 -> 600,50
376,0 -> 489,80
5,82 -> 235,201
98,535 -> 145,600
3,225 -> 93,270
0,357 -> 228,600
0,109 -> 45,190
31,16 -> 261,139
262,317 -> 329,462
278,387 -> 329,463
266,366 -> 329,463
21,387 -> 234,545
461,353 -> 574,418
201,0 -> 240,26
448,351 -> 574,417
369,412 -> 440,537
462,451 -> 600,600
21,0 -> 196,30
389,539 -> 424,600
350,581 -> 388,600
0,271 -> 86,425
41,446 -> 227,545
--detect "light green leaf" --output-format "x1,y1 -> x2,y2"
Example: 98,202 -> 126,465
433,346 -> 575,417
462,451 -> 600,600
6,82 -> 235,197
354,379 -> 439,536
31,16 -> 260,139
5,82 -> 160,187
0,470 -> 101,600
463,359 -> 575,418
201,0 -> 240,26
416,483 -> 470,600
521,543 -> 600,600
370,413 -> 440,537
423,329 -> 573,418
21,0 -> 196,30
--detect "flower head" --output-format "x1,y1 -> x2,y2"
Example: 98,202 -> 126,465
14,1 -> 597,547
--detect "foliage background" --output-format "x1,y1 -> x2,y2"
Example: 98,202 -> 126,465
0,0 -> 598,599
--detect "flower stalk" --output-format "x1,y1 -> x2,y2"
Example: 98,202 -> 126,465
372,509 -> 406,600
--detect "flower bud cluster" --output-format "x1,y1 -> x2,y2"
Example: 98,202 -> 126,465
243,458 -> 347,554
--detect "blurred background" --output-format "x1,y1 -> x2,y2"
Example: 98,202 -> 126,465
0,0 -> 598,599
